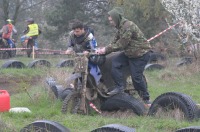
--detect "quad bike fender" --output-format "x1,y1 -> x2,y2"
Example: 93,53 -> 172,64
66,73 -> 81,84
89,63 -> 102,85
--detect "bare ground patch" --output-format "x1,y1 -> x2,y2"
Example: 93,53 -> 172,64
0,76 -> 41,95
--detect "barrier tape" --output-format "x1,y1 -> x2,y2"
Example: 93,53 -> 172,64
0,47 -> 66,55
0,47 -> 62,52
89,102 -> 102,114
147,21 -> 182,42
0,47 -> 31,50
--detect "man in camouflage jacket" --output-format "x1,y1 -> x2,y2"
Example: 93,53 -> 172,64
96,7 -> 152,105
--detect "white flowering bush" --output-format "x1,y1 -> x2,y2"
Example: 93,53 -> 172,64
160,0 -> 200,42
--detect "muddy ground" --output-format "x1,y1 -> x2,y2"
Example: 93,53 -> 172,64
0,76 -> 41,95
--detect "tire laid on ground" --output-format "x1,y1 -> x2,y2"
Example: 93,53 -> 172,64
175,126 -> 200,132
91,124 -> 136,132
20,120 -> 70,132
145,63 -> 165,71
60,88 -> 74,101
176,57 -> 193,67
56,59 -> 74,68
1,60 -> 26,68
27,59 -> 51,68
46,77 -> 57,88
198,109 -> 200,118
51,85 -> 73,101
149,52 -> 166,63
46,77 -> 73,101
148,92 -> 199,121
101,93 -> 145,116
50,85 -> 64,99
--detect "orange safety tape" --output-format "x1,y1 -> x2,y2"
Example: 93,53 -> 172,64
147,21 -> 182,42
89,102 -> 102,114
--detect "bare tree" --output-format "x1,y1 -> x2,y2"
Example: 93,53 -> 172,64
0,0 -> 50,25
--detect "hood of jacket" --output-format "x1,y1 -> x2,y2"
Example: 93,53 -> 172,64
108,7 -> 125,29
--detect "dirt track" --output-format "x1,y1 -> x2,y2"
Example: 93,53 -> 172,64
0,76 -> 40,95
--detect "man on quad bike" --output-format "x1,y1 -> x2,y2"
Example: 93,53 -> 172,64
96,7 -> 152,106
0,19 -> 17,48
65,20 -> 104,84
20,18 -> 41,50
65,20 -> 97,54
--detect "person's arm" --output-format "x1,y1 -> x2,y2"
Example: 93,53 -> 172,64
38,25 -> 42,34
65,31 -> 74,54
12,25 -> 17,34
23,27 -> 29,34
105,28 -> 132,54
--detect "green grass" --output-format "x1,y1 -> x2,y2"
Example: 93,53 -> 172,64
0,57 -> 200,132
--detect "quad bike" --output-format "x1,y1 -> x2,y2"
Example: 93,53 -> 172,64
21,37 -> 37,57
61,52 -> 108,114
46,52 -> 147,115
0,35 -> 16,59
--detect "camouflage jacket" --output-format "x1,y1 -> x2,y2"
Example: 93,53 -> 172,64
105,18 -> 151,58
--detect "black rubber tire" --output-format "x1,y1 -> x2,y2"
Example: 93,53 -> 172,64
148,92 -> 199,121
61,91 -> 81,114
101,93 -> 145,116
1,60 -> 26,68
9,44 -> 16,58
46,77 -> 57,88
198,109 -> 200,118
149,52 -> 166,63
56,59 -> 74,68
175,126 -> 200,132
27,59 -> 51,68
50,85 -> 73,101
2,51 -> 10,59
60,88 -> 74,101
176,57 -> 193,67
20,120 -> 70,132
91,124 -> 136,132
145,63 -> 165,71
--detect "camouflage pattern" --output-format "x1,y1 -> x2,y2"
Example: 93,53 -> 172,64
74,55 -> 88,73
73,55 -> 89,113
106,8 -> 152,58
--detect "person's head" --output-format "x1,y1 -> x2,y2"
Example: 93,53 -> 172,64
108,7 -> 124,28
6,19 -> 13,24
26,18 -> 34,25
71,21 -> 85,37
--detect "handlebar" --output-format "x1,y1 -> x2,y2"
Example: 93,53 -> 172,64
76,52 -> 99,56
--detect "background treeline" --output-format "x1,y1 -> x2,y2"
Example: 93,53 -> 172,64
0,0 -> 179,53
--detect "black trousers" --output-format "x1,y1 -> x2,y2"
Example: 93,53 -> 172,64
111,51 -> 151,100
